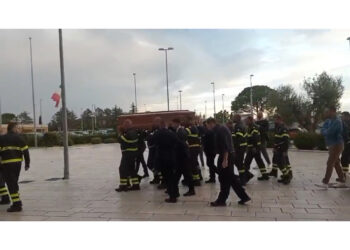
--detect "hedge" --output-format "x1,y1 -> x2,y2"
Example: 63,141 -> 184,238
293,132 -> 327,150
103,138 -> 117,144
91,137 -> 102,144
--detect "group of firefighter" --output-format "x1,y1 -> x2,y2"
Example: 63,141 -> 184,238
115,112 -> 294,205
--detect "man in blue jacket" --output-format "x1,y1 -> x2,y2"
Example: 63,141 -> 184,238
317,106 -> 346,188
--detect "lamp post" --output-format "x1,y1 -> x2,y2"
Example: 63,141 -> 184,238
58,29 -> 69,179
204,100 -> 207,119
29,37 -> 37,147
133,73 -> 137,113
211,82 -> 216,118
178,90 -> 182,110
158,47 -> 174,111
347,37 -> 350,47
250,74 -> 254,116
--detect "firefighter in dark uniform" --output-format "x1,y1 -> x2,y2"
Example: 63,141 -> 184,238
146,127 -> 161,184
202,121 -> 217,183
0,122 -> 30,212
135,129 -> 149,178
115,119 -> 140,192
152,117 -> 181,203
196,121 -> 205,169
172,118 -> 195,196
230,114 -> 248,181
243,116 -> 269,184
185,120 -> 202,186
205,118 -> 251,207
269,114 -> 292,184
341,112 -> 350,174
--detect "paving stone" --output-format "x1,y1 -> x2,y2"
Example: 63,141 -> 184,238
0,144 -> 347,221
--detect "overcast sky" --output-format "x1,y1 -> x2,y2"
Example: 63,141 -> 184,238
0,29 -> 350,124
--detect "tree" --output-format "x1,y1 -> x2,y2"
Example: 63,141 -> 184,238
48,108 -> 79,131
303,71 -> 344,131
215,110 -> 230,124
1,113 -> 17,124
17,111 -> 33,124
231,85 -> 276,114
268,85 -> 312,127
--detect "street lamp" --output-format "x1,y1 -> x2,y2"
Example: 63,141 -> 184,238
133,73 -> 137,113
211,82 -> 216,117
347,37 -> 350,48
204,100 -> 207,119
28,37 -> 37,147
158,47 -> 174,111
250,74 -> 254,116
178,90 -> 182,110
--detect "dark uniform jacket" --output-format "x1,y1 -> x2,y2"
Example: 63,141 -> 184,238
246,124 -> 262,149
202,128 -> 216,155
0,132 -> 30,166
213,124 -> 234,155
137,129 -> 147,153
342,120 -> 350,143
256,119 -> 269,143
185,126 -> 201,149
118,128 -> 139,153
273,124 -> 289,152
232,121 -> 247,150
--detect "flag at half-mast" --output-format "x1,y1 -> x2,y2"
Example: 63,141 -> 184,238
51,91 -> 61,107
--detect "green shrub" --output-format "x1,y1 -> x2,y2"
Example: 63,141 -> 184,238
71,135 -> 92,145
21,134 -> 36,147
42,132 -> 60,147
293,133 -> 318,150
91,137 -> 102,144
314,134 -> 327,150
103,138 -> 117,144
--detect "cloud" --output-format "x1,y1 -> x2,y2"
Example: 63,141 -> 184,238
0,29 -> 349,124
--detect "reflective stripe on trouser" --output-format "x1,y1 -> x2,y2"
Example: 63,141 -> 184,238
342,166 -> 349,172
192,174 -> 200,181
259,166 -> 268,174
10,192 -> 21,203
131,177 -> 139,185
119,178 -> 128,186
0,186 -> 9,196
272,164 -> 278,170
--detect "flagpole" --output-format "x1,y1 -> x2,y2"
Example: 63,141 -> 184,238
29,37 -> 38,147
58,29 -> 69,180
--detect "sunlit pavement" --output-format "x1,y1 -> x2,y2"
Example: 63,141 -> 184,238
0,143 -> 349,221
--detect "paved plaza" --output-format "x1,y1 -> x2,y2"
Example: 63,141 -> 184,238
0,143 -> 349,221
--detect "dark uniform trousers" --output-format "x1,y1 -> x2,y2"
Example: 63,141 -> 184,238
0,162 -> 22,206
234,147 -> 246,176
0,169 -> 9,199
136,149 -> 148,176
159,150 -> 179,199
119,151 -> 139,187
205,153 -> 217,180
244,148 -> 267,175
189,147 -> 201,182
272,149 -> 289,177
216,153 -> 249,203
341,142 -> 350,173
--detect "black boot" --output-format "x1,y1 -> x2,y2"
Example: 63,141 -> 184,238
157,182 -> 167,190
165,197 -> 177,203
205,178 -> 216,184
183,189 -> 195,196
244,171 -> 254,184
115,185 -> 129,192
7,205 -> 22,212
193,180 -> 201,186
238,197 -> 251,205
269,169 -> 278,178
181,179 -> 189,186
210,200 -> 226,207
129,184 -> 141,191
0,195 -> 10,205
150,176 -> 160,184
257,174 -> 270,181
